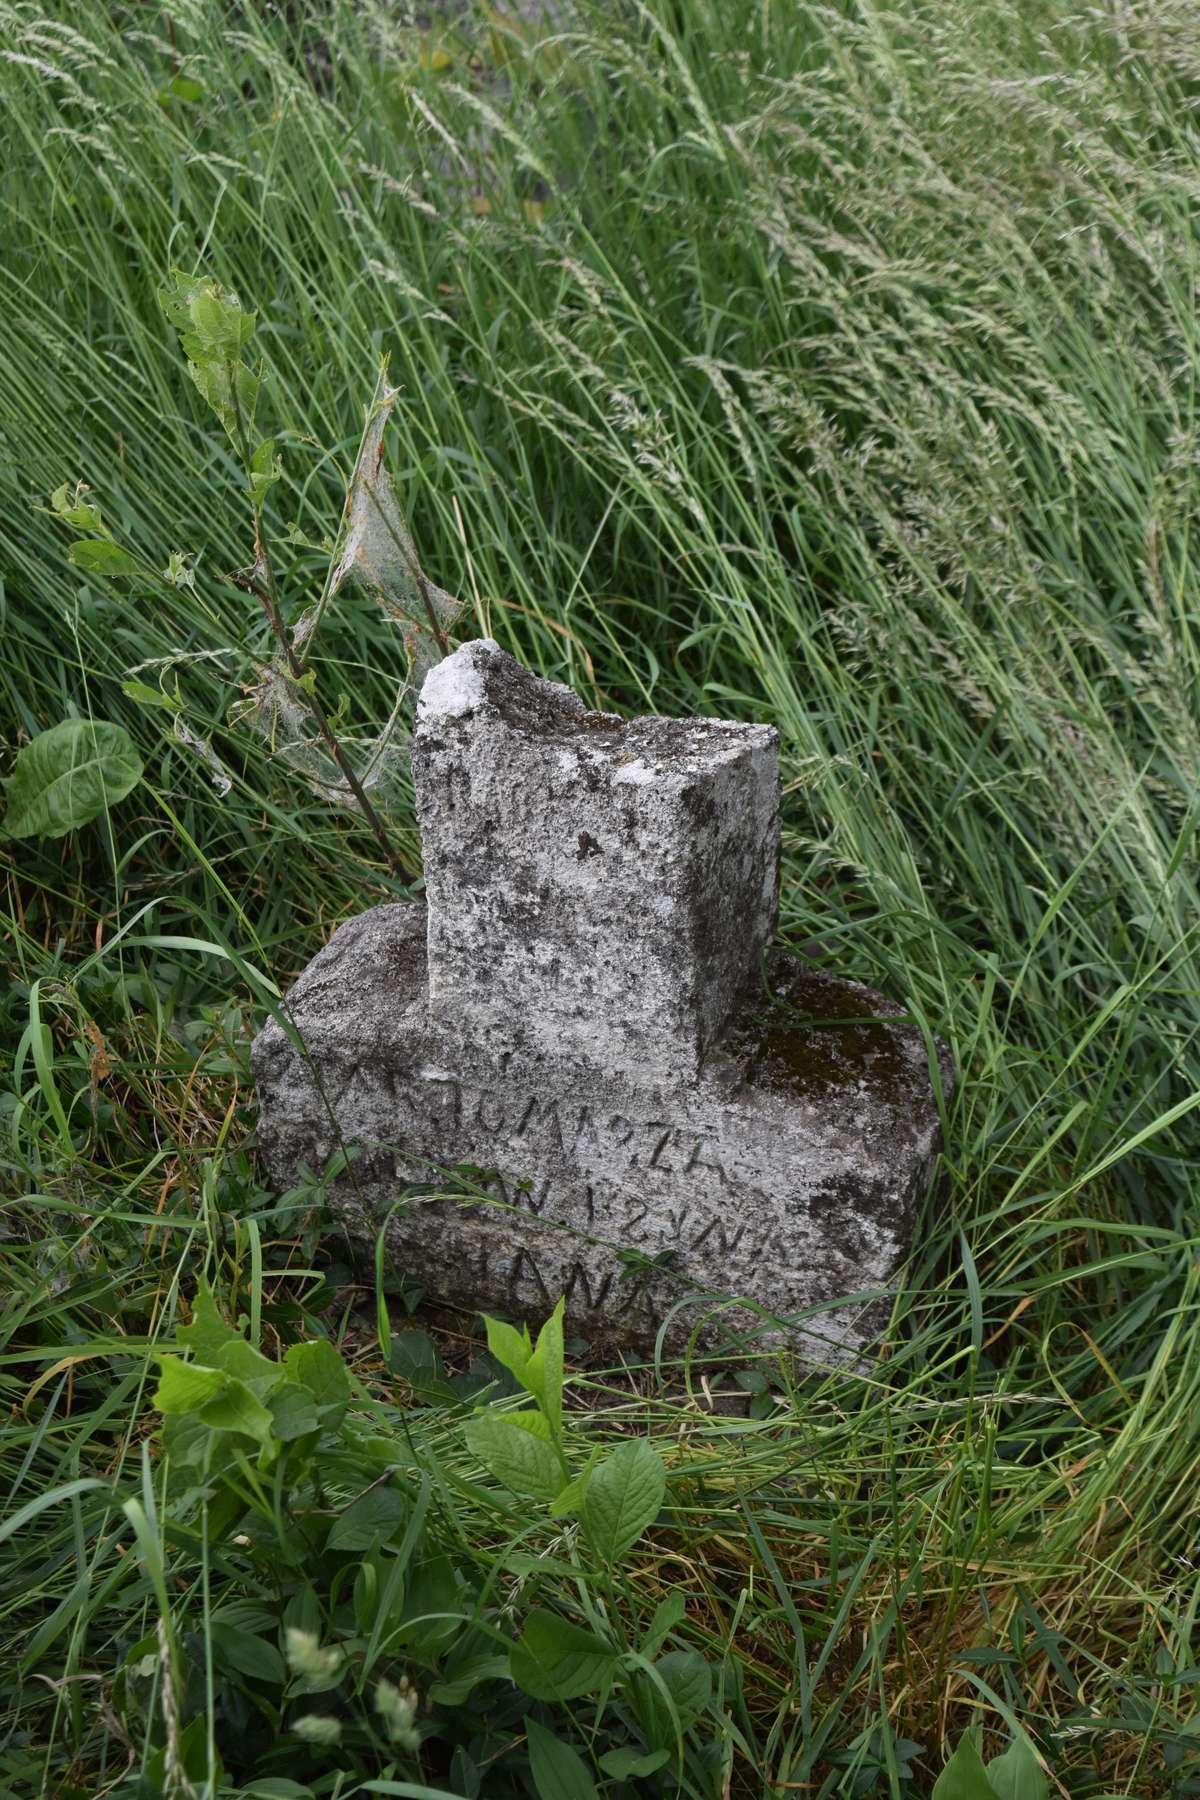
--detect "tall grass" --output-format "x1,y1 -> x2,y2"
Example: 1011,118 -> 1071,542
1,0 -> 1198,1792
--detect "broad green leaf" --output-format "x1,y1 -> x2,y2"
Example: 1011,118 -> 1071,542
177,1279 -> 242,1362
241,1783 -> 315,1798
209,1622 -> 285,1685
525,1718 -> 598,1800
501,1408 -> 553,1440
509,1611 -> 617,1702
328,1486 -> 407,1552
523,1297 -> 565,1437
598,1747 -> 670,1779
389,1329 -> 445,1383
285,1339 -> 352,1410
2,718 -> 143,840
987,1737 -> 1048,1800
465,1412 -> 563,1499
428,1654 -> 512,1705
640,1592 -> 686,1657
933,1737 -> 1002,1800
213,1338 -> 287,1397
655,1649 -> 710,1722
184,287 -> 257,356
158,268 -> 209,330
482,1313 -> 533,1387
122,678 -> 181,712
162,1410 -> 211,1471
549,1447 -> 599,1518
249,437 -> 282,506
268,1383 -> 321,1442
391,1552 -> 462,1654
154,1357 -> 225,1416
47,481 -> 103,530
160,73 -> 204,102
199,1375 -> 275,1447
581,1439 -> 665,1562
188,356 -> 260,442
68,539 -> 142,579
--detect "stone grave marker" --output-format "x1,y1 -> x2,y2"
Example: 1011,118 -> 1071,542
253,640 -> 951,1358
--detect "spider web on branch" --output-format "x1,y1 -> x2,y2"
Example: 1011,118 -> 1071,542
237,376 -> 463,815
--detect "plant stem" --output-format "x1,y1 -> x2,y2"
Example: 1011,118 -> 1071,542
239,531 -> 415,884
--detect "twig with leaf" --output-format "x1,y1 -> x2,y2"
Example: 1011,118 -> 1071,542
40,270 -> 463,876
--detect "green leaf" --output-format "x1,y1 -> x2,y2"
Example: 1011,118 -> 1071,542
209,1622 -> 285,1685
268,1383 -> 321,1442
188,355 -> 260,442
68,539 -> 143,578
162,550 -> 197,590
391,1552 -> 462,1655
640,1592 -> 686,1657
465,1412 -> 563,1499
212,1338 -> 287,1397
158,268 -> 209,330
389,1329 -> 445,1383
185,287 -> 257,355
161,73 -> 204,102
199,1375 -> 276,1448
581,1439 -> 665,1562
933,1737 -> 1002,1800
509,1611 -> 617,1702
154,1357 -> 225,1416
987,1737 -> 1048,1800
328,1486 -> 407,1552
47,481 -> 103,531
526,1719 -> 599,1800
523,1297 -> 565,1436
2,719 -> 143,840
427,1654 -> 512,1706
249,437 -> 282,505
644,1649 -> 710,1734
549,1447 -> 599,1518
598,1747 -> 670,1779
482,1313 -> 533,1388
121,678 -> 182,712
177,1280 -> 242,1362
285,1339 -> 352,1410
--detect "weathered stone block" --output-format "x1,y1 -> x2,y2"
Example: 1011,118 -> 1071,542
413,641 -> 779,1086
252,641 -> 950,1360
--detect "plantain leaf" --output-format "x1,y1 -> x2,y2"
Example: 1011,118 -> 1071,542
987,1736 -> 1048,1800
509,1611 -> 617,1701
2,718 -> 143,840
933,1737 -> 1002,1800
525,1718 -> 599,1800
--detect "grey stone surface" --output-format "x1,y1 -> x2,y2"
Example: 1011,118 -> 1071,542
413,641 -> 779,1086
252,642 -> 951,1359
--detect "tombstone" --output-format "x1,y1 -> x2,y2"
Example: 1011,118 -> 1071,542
252,641 -> 951,1359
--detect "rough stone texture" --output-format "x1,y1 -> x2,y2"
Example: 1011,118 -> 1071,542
252,641 -> 951,1359
413,641 -> 779,1086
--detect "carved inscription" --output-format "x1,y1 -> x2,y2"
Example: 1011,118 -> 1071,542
410,1073 -> 735,1186
312,1059 -> 803,1268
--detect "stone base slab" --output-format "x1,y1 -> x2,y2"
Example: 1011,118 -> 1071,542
252,904 -> 950,1360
